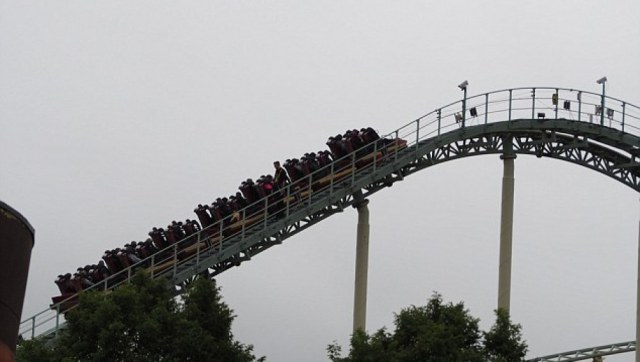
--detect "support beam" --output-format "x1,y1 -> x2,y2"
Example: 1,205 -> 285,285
636,211 -> 640,362
498,137 -> 516,312
353,199 -> 370,332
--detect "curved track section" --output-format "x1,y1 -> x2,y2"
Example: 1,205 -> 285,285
19,87 -> 640,359
400,119 -> 640,191
526,340 -> 635,361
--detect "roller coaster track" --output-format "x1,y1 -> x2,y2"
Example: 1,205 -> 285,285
526,341 -> 635,361
19,87 -> 640,360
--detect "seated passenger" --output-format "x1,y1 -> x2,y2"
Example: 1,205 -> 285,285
125,244 -> 143,265
254,176 -> 268,199
181,219 -> 200,247
339,133 -> 355,154
231,192 -> 249,211
149,227 -> 169,250
205,203 -> 220,226
136,238 -> 157,259
326,136 -> 345,159
262,175 -> 274,195
102,249 -> 123,273
302,153 -> 320,175
55,273 -> 74,294
360,127 -> 380,145
116,248 -> 132,269
183,219 -> 201,236
316,150 -> 333,177
95,260 -> 111,281
347,130 -> 367,156
328,134 -> 353,163
284,159 -> 305,182
239,179 -> 259,203
194,204 -> 214,228
166,221 -> 186,245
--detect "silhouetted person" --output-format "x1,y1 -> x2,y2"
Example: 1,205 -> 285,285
273,161 -> 291,191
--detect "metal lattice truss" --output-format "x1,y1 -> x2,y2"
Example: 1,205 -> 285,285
526,340 -> 636,361
396,119 -> 640,192
173,118 -> 640,294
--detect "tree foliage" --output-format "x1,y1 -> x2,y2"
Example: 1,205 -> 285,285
328,293 -> 527,362
17,273 -> 264,362
483,308 -> 527,362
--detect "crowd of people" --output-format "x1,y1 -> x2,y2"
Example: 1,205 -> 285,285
52,128 -> 404,307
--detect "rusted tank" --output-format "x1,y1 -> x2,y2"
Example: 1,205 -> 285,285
0,201 -> 34,361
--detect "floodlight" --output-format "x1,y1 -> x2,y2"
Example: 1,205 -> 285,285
458,80 -> 468,90
596,76 -> 607,84
607,108 -> 614,119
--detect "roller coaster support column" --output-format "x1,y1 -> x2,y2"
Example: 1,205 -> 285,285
498,137 -> 516,313
637,213 -> 640,362
353,197 -> 370,333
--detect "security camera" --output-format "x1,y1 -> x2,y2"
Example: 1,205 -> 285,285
596,76 -> 607,84
458,80 -> 469,90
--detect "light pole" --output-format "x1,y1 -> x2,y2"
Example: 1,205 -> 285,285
597,76 -> 607,126
459,80 -> 468,128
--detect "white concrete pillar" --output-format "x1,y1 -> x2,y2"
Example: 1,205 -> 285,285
498,140 -> 516,313
353,199 -> 370,332
636,215 -> 640,362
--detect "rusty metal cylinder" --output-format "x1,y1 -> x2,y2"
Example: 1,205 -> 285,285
0,201 -> 34,361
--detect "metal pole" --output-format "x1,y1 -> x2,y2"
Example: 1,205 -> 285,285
353,199 -> 370,332
531,88 -> 536,119
498,136 -> 516,313
462,87 -> 467,128
601,82 -> 606,126
508,90 -> 512,121
578,91 -> 582,122
636,209 -> 640,362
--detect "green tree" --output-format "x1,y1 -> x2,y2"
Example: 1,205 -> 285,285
328,293 -> 527,362
17,273 -> 264,362
483,308 -> 527,362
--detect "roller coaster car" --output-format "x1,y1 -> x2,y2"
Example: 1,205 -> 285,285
50,129 -> 408,313
50,271 -> 93,310
50,293 -> 78,313
352,137 -> 407,167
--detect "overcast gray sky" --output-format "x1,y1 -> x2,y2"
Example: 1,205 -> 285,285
2,1 -> 640,361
